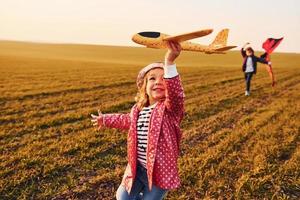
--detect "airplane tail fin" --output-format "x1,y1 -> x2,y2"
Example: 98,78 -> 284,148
209,29 -> 229,48
208,29 -> 237,52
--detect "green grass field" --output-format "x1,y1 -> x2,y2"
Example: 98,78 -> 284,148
0,41 -> 299,199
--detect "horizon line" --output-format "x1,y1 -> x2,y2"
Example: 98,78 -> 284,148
0,38 -> 299,54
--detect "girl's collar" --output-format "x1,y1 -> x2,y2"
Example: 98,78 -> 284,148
147,102 -> 158,108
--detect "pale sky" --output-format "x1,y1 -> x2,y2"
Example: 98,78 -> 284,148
0,0 -> 299,53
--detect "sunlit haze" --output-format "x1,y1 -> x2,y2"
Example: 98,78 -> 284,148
1,0 -> 299,52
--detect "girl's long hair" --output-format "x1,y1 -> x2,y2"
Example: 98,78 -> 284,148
135,75 -> 149,110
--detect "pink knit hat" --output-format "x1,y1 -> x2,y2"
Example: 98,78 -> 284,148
136,62 -> 164,89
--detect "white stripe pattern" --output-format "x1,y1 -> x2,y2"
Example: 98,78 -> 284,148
136,103 -> 156,168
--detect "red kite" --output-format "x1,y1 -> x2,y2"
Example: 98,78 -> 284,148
260,37 -> 284,87
263,37 -> 284,54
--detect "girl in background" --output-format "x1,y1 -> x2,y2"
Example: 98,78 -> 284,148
241,42 -> 271,96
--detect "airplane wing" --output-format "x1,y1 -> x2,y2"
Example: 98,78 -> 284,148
163,29 -> 213,43
205,51 -> 226,54
214,45 -> 237,51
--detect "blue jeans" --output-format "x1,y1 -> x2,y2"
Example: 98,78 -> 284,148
116,164 -> 168,200
244,72 -> 254,92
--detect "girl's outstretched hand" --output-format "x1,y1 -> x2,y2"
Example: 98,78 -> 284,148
165,41 -> 182,65
91,110 -> 104,130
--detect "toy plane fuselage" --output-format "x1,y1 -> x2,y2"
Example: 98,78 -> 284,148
132,29 -> 236,54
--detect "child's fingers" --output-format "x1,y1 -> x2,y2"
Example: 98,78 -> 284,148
91,114 -> 98,118
165,41 -> 171,49
167,41 -> 177,50
90,110 -> 103,130
177,42 -> 182,49
91,119 -> 96,125
174,42 -> 181,52
166,41 -> 174,51
170,41 -> 177,50
168,41 -> 173,48
169,41 -> 181,52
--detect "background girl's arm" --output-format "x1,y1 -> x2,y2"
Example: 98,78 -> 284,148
241,42 -> 249,57
256,56 -> 271,65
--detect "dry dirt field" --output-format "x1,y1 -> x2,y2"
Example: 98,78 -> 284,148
0,41 -> 299,199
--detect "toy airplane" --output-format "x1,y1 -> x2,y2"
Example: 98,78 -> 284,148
132,29 -> 236,54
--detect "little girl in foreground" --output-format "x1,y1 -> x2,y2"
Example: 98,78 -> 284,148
91,41 -> 184,200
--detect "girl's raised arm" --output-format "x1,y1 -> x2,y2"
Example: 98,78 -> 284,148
163,41 -> 185,121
